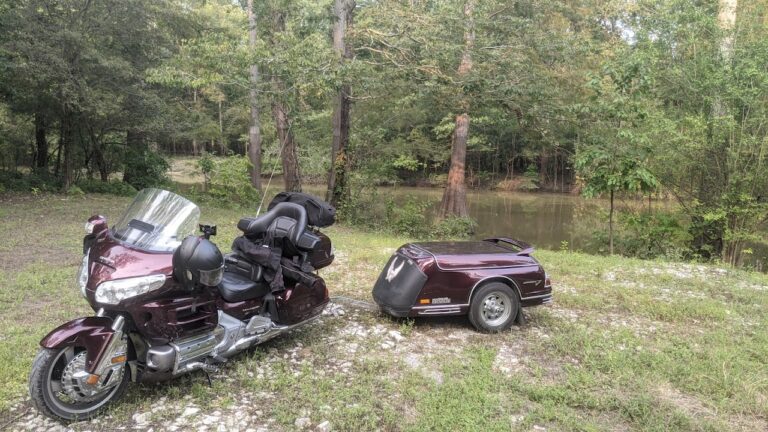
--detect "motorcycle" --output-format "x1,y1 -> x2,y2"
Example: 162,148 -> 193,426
29,188 -> 336,422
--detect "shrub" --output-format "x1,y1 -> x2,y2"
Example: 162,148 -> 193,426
66,185 -> 85,196
517,166 -> 540,191
390,197 -> 431,237
338,178 -> 478,239
432,216 -> 476,239
588,210 -> 690,260
201,155 -> 260,206
0,171 -> 60,192
122,149 -> 170,190
618,212 -> 690,260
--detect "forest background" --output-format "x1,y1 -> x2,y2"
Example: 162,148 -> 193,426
1,0 -> 767,269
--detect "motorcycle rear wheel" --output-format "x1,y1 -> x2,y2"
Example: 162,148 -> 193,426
29,346 -> 129,422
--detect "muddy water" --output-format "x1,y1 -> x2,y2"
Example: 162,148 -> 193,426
298,185 -> 626,253
264,184 -> 767,268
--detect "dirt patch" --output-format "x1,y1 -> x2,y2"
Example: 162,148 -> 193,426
656,383 -> 767,432
0,246 -> 78,273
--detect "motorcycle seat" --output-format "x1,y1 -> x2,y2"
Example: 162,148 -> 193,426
218,271 -> 270,303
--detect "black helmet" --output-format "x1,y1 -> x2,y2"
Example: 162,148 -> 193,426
173,236 -> 224,289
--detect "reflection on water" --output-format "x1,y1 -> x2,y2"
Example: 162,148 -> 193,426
301,185 -> 609,252
303,185 -> 766,268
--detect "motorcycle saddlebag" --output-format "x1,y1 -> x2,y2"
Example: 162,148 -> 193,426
268,192 -> 336,228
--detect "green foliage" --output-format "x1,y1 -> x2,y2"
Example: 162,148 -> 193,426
432,216 -> 476,239
198,151 -> 215,188
518,166 -> 540,192
65,185 -> 85,197
0,171 -> 60,193
618,212 -> 690,260
76,179 -> 137,197
391,155 -> 422,172
594,0 -> 768,264
338,178 -> 475,239
1,0 -> 767,268
199,155 -> 260,206
122,149 -> 170,190
576,147 -> 658,199
388,197 -> 430,238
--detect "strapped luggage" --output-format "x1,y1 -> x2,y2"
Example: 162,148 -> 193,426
268,192 -> 336,228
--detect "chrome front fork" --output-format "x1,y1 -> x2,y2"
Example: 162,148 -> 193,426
73,314 -> 128,391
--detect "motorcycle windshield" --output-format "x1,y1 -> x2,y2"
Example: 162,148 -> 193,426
111,188 -> 200,252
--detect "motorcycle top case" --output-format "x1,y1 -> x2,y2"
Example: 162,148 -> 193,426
268,192 -> 336,228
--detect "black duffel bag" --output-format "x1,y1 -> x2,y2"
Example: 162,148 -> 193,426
268,192 -> 336,228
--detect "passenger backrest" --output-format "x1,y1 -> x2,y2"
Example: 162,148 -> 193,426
237,202 -> 308,245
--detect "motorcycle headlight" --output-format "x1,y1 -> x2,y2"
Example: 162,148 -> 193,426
95,274 -> 167,305
77,253 -> 89,297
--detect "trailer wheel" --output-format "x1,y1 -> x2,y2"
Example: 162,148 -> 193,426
468,282 -> 519,333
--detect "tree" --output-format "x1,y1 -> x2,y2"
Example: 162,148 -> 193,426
576,146 -> 658,255
0,0 -> 196,189
617,0 -> 768,265
247,0 -> 263,190
327,0 -> 355,206
270,9 -> 301,192
438,0 -> 474,219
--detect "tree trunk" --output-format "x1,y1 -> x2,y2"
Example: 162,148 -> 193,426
439,114 -> 470,217
438,0 -> 475,219
327,0 -> 355,207
87,126 -> 109,182
270,11 -> 301,193
716,0 -> 738,264
273,101 -> 301,192
123,129 -> 146,187
218,100 -> 226,155
61,108 -> 74,190
34,112 -> 48,170
609,189 -> 614,255
192,89 -> 199,156
247,0 -> 262,190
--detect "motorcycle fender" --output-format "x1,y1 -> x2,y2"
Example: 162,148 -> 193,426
40,317 -> 115,373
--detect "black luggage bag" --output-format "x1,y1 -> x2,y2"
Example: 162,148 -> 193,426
268,192 -> 336,228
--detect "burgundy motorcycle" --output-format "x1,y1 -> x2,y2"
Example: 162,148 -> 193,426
29,189 -> 335,421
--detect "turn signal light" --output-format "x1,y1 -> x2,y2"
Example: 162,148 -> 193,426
86,374 -> 100,385
111,355 -> 127,364
419,298 -> 430,304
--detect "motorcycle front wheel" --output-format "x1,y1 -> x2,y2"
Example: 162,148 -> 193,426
29,346 -> 129,422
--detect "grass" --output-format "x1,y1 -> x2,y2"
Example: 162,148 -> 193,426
0,192 -> 766,431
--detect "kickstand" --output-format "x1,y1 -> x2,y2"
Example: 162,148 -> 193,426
203,370 -> 213,387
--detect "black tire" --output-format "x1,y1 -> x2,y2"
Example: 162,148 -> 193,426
468,282 -> 520,333
29,347 -> 130,423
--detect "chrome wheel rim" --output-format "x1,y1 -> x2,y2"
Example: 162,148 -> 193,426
480,291 -> 512,327
44,347 -> 123,416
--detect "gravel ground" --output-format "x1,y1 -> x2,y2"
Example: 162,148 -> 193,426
4,302 -> 517,432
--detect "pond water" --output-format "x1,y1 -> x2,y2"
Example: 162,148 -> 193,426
298,185 -> 625,253
195,180 -> 764,268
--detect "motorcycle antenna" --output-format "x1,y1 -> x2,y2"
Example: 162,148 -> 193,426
255,126 -> 290,216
